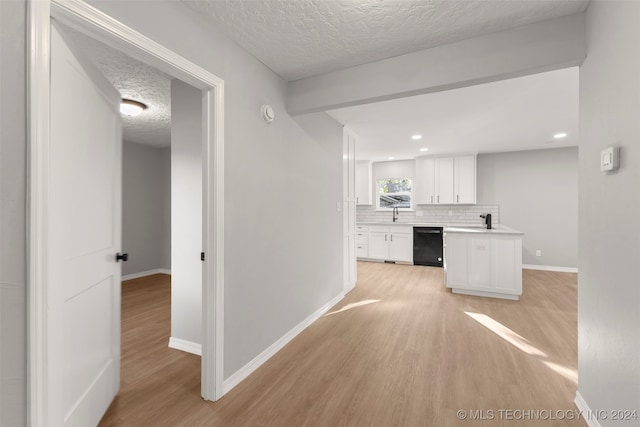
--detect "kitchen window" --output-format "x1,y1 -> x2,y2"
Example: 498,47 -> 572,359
377,178 -> 412,209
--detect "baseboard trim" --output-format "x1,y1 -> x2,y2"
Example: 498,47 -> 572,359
523,264 -> 578,273
168,337 -> 202,356
122,268 -> 171,281
574,391 -> 602,427
223,291 -> 345,394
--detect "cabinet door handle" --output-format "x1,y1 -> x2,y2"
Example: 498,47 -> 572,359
437,195 -> 439,203
457,194 -> 459,203
430,195 -> 433,203
385,234 -> 387,242
356,197 -> 359,204
390,234 -> 393,242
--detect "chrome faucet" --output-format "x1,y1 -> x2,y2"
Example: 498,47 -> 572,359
393,206 -> 399,222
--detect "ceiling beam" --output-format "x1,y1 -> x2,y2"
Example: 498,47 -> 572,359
286,13 -> 585,116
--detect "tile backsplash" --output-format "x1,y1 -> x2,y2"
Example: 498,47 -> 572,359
356,204 -> 500,226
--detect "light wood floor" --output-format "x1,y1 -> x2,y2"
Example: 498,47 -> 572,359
100,263 -> 584,426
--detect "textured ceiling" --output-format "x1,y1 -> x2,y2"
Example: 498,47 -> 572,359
183,0 -> 589,81
327,67 -> 579,161
66,27 -> 172,147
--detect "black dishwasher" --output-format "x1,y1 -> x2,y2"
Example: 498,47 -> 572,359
413,227 -> 443,267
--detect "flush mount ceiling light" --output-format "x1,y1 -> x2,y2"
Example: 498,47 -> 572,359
411,134 -> 423,140
120,99 -> 147,116
553,132 -> 568,139
420,148 -> 429,152
388,156 -> 395,160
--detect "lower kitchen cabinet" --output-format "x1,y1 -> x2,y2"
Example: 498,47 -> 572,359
356,227 -> 369,258
444,231 -> 522,300
362,225 -> 413,263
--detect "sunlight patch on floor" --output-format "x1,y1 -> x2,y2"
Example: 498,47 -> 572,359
325,299 -> 380,316
542,361 -> 578,384
464,312 -> 547,357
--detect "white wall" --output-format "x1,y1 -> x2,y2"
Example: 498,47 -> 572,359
477,147 -> 578,268
122,141 -> 171,276
578,1 -> 640,422
0,1 -> 27,424
170,79 -> 203,346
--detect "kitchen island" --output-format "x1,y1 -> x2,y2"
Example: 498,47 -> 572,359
444,225 -> 524,300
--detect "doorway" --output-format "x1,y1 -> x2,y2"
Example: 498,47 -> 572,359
28,1 -> 225,425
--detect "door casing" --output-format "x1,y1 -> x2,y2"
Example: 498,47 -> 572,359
27,0 -> 226,424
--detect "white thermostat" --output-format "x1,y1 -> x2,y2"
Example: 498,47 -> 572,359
600,146 -> 620,171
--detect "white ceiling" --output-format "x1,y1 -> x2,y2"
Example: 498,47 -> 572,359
327,67 -> 579,161
183,0 -> 589,81
67,27 -> 173,147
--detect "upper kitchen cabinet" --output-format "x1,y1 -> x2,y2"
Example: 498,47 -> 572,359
454,155 -> 476,204
355,160 -> 372,205
415,154 -> 476,205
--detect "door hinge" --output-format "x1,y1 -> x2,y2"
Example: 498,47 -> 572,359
201,252 -> 205,261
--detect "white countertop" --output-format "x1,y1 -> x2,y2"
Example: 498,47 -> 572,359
357,221 -> 523,235
443,225 -> 523,235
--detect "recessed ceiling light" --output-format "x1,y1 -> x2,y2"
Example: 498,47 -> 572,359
420,148 -> 429,152
411,135 -> 422,140
553,132 -> 568,139
120,99 -> 147,116
388,156 -> 395,160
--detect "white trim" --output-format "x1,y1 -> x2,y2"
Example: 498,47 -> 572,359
28,1 -> 225,424
28,1 -> 51,425
451,288 -> 520,301
574,391 -> 603,427
523,264 -> 578,273
169,337 -> 202,356
121,269 -> 171,281
223,292 -> 345,394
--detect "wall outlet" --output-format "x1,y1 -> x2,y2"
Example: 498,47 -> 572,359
336,202 -> 341,212
416,211 -> 424,217
448,210 -> 452,216
535,250 -> 542,257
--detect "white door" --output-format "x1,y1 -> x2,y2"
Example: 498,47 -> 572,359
369,232 -> 389,260
415,157 -> 436,204
454,155 -> 476,204
435,157 -> 455,204
48,23 -> 122,426
388,233 -> 412,262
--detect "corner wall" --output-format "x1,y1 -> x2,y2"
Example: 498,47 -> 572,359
578,1 -> 640,422
477,147 -> 578,268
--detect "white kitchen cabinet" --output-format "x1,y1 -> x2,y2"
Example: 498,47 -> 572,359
454,155 -> 476,204
356,227 -> 369,259
368,232 -> 388,259
435,157 -> 455,204
444,230 -> 522,300
388,232 -> 412,262
414,157 -> 435,204
355,160 -> 372,205
362,225 -> 413,263
415,154 -> 476,205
